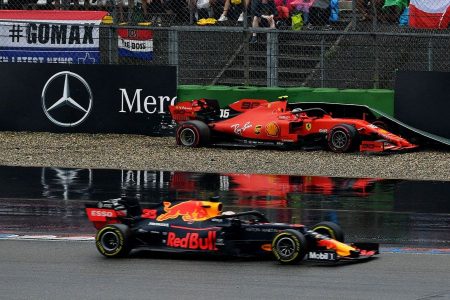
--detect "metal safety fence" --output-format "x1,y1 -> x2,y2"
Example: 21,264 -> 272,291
0,0 -> 445,29
154,26 -> 450,89
1,0 -> 450,89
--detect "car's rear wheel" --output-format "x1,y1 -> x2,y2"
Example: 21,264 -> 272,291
327,124 -> 360,153
176,120 -> 210,147
311,221 -> 344,242
95,224 -> 131,258
272,229 -> 307,264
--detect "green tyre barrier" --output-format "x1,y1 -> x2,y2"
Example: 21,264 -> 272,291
285,87 -> 314,103
204,85 -> 232,103
175,86 -> 395,116
177,85 -> 206,102
230,86 -> 260,104
306,88 -> 340,102
256,87 -> 288,101
366,89 -> 394,116
336,89 -> 369,105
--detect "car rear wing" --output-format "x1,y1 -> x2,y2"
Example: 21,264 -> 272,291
169,99 -> 221,122
85,197 -> 143,229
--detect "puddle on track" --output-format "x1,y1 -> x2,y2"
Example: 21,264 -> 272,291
0,166 -> 449,248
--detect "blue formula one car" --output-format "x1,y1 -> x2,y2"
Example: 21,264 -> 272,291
86,197 -> 379,265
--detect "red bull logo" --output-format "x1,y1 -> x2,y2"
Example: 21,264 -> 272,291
156,200 -> 222,222
167,231 -> 218,250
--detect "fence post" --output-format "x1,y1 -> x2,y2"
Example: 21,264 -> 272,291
351,0 -> 357,30
372,1 -> 378,31
168,29 -> 179,85
267,31 -> 278,87
100,23 -> 118,65
109,26 -> 118,64
373,33 -> 379,88
428,39 -> 433,71
110,1 -> 119,24
243,4 -> 249,85
320,37 -> 325,88
244,31 -> 250,85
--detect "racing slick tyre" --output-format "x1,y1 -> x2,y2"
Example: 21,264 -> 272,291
311,221 -> 344,242
95,224 -> 131,258
327,124 -> 360,153
176,120 -> 211,147
272,229 -> 308,265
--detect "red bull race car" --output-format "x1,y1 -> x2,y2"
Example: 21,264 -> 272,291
168,97 -> 417,152
85,197 -> 379,265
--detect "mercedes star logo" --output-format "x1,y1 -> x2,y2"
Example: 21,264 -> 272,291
41,71 -> 93,127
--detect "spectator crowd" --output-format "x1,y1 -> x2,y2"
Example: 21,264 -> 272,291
0,0 -> 411,28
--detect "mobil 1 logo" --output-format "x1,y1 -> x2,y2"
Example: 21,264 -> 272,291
307,250 -> 338,262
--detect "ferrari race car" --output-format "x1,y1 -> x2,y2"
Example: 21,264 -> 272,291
86,197 -> 379,264
168,97 -> 417,152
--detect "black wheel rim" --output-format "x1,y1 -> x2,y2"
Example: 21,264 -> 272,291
180,128 -> 196,146
276,237 -> 296,258
101,231 -> 120,251
332,131 -> 348,149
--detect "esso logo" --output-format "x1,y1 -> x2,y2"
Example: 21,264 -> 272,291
91,210 -> 113,217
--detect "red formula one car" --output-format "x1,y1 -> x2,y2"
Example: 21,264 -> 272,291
86,197 -> 378,264
169,97 -> 417,152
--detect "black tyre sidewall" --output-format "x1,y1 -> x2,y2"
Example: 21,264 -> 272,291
177,124 -> 200,147
96,224 -> 130,258
327,124 -> 358,153
272,229 -> 307,264
176,121 -> 210,147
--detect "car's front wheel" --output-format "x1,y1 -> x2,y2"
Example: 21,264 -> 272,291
311,221 -> 344,242
327,124 -> 360,153
95,224 -> 131,258
272,229 -> 307,264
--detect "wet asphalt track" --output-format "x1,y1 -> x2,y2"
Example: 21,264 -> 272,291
1,240 -> 449,300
